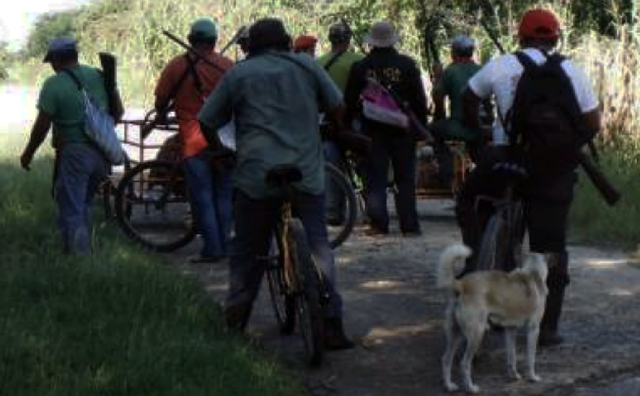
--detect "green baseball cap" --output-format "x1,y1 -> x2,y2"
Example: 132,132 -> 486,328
189,18 -> 218,40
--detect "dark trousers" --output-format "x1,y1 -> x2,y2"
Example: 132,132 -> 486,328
364,133 -> 420,233
225,190 -> 343,329
455,156 -> 576,331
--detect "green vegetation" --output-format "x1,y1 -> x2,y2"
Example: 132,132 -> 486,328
0,134 -> 304,396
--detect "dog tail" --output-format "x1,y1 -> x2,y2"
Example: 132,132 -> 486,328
436,244 -> 472,289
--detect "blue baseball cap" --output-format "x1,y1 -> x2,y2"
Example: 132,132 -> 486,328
43,37 -> 78,63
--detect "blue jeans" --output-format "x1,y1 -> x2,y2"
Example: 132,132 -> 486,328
323,141 -> 345,222
55,144 -> 110,254
226,190 -> 343,323
183,150 -> 233,257
364,133 -> 420,233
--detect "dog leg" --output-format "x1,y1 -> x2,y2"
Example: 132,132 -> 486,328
460,323 -> 483,393
525,324 -> 542,382
442,305 -> 461,392
504,328 -> 521,380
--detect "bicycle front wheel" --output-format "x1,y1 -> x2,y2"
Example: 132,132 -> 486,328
287,218 -> 324,366
114,160 -> 196,252
325,163 -> 357,249
476,214 -> 509,271
476,204 -> 524,272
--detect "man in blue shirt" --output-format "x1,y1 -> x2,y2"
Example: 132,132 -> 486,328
198,18 -> 354,350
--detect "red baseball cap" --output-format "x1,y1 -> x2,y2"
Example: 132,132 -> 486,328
518,9 -> 561,40
293,34 -> 318,51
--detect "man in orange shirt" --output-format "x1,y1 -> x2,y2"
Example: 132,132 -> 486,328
151,18 -> 234,263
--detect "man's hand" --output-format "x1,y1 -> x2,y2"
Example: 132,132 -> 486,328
20,150 -> 34,171
21,110 -> 52,171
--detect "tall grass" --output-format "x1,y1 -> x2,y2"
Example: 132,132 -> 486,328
0,134 -> 304,396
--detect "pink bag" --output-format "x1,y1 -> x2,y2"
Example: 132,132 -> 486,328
360,78 -> 409,129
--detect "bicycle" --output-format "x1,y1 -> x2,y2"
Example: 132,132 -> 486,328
475,163 -> 528,272
112,111 -> 358,252
263,165 -> 328,366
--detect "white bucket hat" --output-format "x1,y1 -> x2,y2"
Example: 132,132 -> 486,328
365,20 -> 399,48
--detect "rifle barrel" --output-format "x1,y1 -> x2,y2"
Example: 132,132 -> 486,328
162,30 -> 226,73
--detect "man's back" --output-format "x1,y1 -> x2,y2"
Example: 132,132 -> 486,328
154,52 -> 233,157
38,64 -> 107,148
317,50 -> 364,93
345,47 -> 427,127
434,62 -> 481,121
468,48 -> 597,145
199,51 -> 342,198
156,52 -> 233,117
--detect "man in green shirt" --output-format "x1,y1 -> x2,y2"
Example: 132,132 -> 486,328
198,18 -> 354,350
431,35 -> 483,184
317,23 -> 364,93
21,38 -> 124,254
316,22 -> 365,225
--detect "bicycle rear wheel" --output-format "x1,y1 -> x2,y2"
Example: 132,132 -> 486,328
325,163 -> 357,249
266,250 -> 296,335
114,160 -> 196,252
287,218 -> 324,366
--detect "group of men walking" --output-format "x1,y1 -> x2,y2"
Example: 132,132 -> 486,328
22,7 -> 600,350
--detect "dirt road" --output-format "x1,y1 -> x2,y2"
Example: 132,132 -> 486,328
176,201 -> 640,396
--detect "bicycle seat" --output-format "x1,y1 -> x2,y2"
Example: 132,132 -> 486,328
265,165 -> 303,187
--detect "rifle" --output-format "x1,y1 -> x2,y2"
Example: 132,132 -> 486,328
163,30 -> 227,73
476,13 -> 621,206
340,18 -> 367,54
219,25 -> 247,56
99,52 -> 124,122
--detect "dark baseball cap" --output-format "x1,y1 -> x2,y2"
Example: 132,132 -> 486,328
43,37 -> 77,63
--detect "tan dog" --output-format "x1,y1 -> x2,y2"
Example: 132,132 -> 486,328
437,244 -> 548,393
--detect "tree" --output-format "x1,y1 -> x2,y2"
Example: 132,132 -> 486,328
24,11 -> 78,59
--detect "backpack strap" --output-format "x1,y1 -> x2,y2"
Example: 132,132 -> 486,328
513,51 -> 538,72
323,50 -> 346,72
60,68 -> 84,91
185,54 -> 204,95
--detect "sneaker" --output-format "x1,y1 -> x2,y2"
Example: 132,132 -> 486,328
187,254 -> 224,264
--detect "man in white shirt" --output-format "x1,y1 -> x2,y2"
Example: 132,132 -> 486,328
457,8 -> 601,347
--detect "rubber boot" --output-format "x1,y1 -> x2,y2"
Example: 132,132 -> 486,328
539,252 -> 569,347
323,317 -> 355,351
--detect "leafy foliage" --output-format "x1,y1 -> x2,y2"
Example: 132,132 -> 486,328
24,11 -> 78,60
0,41 -> 14,81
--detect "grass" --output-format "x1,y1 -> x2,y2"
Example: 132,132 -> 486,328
0,133 -> 305,396
570,144 -> 640,249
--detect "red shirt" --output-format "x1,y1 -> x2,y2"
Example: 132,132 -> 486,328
154,51 -> 233,158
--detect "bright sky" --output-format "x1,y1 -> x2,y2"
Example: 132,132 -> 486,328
0,0 -> 93,50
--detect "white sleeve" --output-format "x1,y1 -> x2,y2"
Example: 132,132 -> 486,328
468,59 -> 498,99
563,62 -> 599,113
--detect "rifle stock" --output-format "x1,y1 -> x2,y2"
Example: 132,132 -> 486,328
578,152 -> 621,206
99,52 -> 123,121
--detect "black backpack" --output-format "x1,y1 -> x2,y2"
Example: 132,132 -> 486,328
506,51 -> 594,173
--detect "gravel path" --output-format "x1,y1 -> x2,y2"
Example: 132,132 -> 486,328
174,200 -> 640,396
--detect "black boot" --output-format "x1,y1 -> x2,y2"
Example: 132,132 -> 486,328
323,317 -> 355,351
539,252 -> 569,347
224,303 -> 253,333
